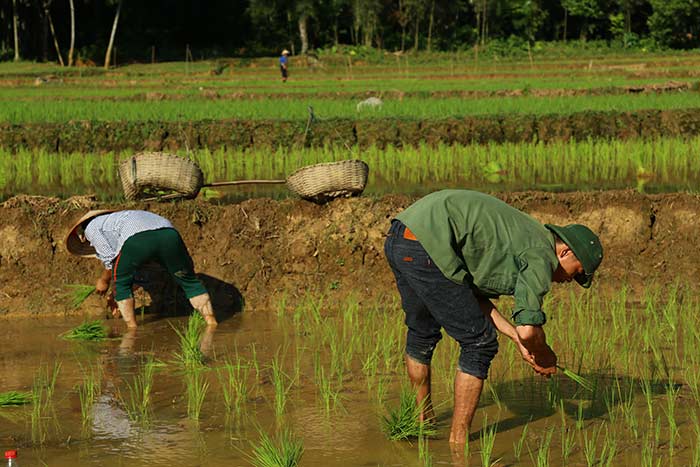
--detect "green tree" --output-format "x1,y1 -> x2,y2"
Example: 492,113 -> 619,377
648,0 -> 700,48
512,0 -> 548,43
562,0 -> 604,40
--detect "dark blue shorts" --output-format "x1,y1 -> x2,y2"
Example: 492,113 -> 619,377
384,220 -> 498,379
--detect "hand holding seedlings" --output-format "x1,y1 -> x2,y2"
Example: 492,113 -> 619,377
516,325 -> 557,376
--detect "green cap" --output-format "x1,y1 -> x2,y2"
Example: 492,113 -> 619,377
544,223 -> 603,288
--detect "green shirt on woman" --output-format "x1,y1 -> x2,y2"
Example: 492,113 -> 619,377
395,190 -> 558,326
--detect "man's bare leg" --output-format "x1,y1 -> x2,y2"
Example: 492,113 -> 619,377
405,354 -> 435,423
449,370 -> 484,444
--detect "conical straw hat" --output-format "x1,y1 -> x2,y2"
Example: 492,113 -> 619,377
64,210 -> 117,257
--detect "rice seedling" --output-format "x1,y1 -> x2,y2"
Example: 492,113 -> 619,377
582,424 -> 602,467
30,362 -> 61,445
171,312 -> 206,368
382,386 -> 437,441
641,432 -> 662,467
185,368 -> 209,421
119,354 -> 159,425
527,426 -> 553,467
664,381 -> 681,456
270,350 -> 292,420
217,353 -> 248,415
60,320 -> 108,341
315,364 -> 343,415
417,425 -> 433,467
480,416 -> 500,467
556,366 -> 594,392
559,401 -> 576,460
248,428 -> 304,467
692,411 -> 700,467
640,377 -> 655,421
64,284 -> 96,309
76,364 -> 102,430
513,421 -> 529,461
0,391 -> 32,407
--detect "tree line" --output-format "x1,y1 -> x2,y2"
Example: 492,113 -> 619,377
1,0 -> 697,66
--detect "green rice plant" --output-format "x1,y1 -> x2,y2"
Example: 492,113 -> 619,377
640,377 -> 654,421
269,351 -> 292,420
691,411 -> 700,467
485,380 -> 502,410
248,428 -> 304,467
513,421 -> 529,461
559,401 -> 576,460
375,376 -> 389,404
119,354 -> 159,425
0,391 -> 32,407
315,364 -> 342,415
556,365 -> 594,392
582,424 -> 602,467
480,416 -> 500,467
64,284 -> 96,309
641,431 -> 662,467
76,364 -> 102,430
598,435 -> 617,467
30,362 -> 61,445
664,381 -> 681,457
528,426 -> 553,467
417,426 -> 433,467
216,353 -> 248,415
185,368 -> 209,421
60,320 -> 108,341
382,386 -> 437,441
171,312 -> 206,369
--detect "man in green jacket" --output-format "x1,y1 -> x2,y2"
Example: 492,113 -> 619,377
384,190 -> 603,445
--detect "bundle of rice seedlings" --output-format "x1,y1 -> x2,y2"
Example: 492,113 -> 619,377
249,429 -> 304,467
382,387 -> 437,441
0,391 -> 32,407
65,284 -> 96,309
171,313 -> 207,368
557,365 -> 595,392
61,320 -> 108,341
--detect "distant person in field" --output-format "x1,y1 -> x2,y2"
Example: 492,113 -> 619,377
384,190 -> 603,445
280,49 -> 290,82
65,210 -> 217,329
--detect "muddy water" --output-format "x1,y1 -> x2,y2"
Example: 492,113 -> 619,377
1,307 -> 697,467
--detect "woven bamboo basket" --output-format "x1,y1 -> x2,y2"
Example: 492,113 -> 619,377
119,153 -> 369,202
119,152 -> 204,200
285,160 -> 369,202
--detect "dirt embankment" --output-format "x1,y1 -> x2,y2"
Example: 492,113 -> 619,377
0,190 -> 697,318
2,108 -> 700,153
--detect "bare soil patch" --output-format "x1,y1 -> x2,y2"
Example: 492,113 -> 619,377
0,190 -> 696,317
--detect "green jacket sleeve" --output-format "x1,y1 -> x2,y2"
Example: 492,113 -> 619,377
511,248 -> 556,326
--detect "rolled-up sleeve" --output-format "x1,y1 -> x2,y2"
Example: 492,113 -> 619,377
512,248 -> 557,326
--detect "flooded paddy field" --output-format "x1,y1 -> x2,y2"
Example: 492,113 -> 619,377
1,287 -> 699,466
1,191 -> 700,466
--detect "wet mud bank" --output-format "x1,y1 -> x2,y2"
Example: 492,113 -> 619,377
0,190 -> 697,317
2,108 -> 700,153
